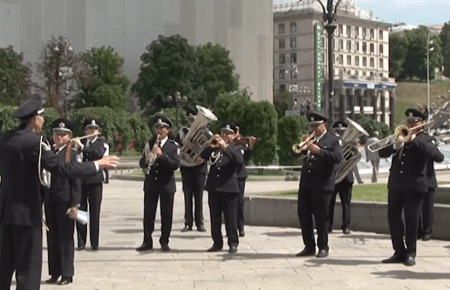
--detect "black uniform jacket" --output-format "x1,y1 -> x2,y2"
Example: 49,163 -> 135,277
81,137 -> 106,184
140,137 -> 181,194
45,147 -> 82,208
299,131 -> 343,192
201,143 -> 244,193
0,125 -> 97,227
235,143 -> 252,180
176,127 -> 207,175
424,134 -> 444,190
379,132 -> 441,193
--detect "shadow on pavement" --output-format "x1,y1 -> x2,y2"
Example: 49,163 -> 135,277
372,270 -> 450,280
337,234 -> 390,240
220,252 -> 294,261
304,258 -> 381,266
264,231 -> 301,237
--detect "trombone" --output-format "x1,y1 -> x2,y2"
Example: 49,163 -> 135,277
366,120 -> 434,153
292,131 -> 316,154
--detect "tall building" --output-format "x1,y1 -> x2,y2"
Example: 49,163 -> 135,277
274,0 -> 396,125
0,0 -> 273,103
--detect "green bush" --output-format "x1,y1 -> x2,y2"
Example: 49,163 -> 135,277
355,115 -> 393,144
277,114 -> 308,165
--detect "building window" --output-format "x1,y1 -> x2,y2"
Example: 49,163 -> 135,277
279,69 -> 286,79
379,30 -> 383,41
355,41 -> 359,52
347,25 -> 352,37
339,39 -> 344,50
321,68 -> 325,78
355,56 -> 360,66
321,37 -> 325,48
290,52 -> 297,63
290,37 -> 297,48
279,84 -> 286,92
347,40 -> 352,51
362,42 -> 367,53
333,39 -> 336,49
354,26 -> 359,38
278,23 -> 285,34
279,54 -> 285,64
363,71 -> 367,76
370,57 -> 374,67
347,55 -> 352,65
290,22 -> 297,33
380,73 -> 384,77
379,58 -> 384,69
370,43 -> 375,53
379,44 -> 384,55
333,53 -> 336,64
370,28 -> 374,39
347,70 -> 352,75
279,39 -> 285,49
370,71 -> 374,77
338,54 -> 343,65
363,57 -> 367,67
322,52 -> 325,63
339,24 -> 343,35
362,27 -> 367,38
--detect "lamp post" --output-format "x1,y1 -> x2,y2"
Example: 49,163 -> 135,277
426,32 -> 434,124
166,91 -> 187,129
54,37 -> 73,117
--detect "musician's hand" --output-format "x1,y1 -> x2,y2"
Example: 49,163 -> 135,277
301,134 -> 308,142
146,153 -> 154,161
96,156 -> 119,169
152,147 -> 162,157
67,207 -> 78,220
218,138 -> 227,149
249,137 -> 257,149
72,137 -> 83,147
307,143 -> 320,154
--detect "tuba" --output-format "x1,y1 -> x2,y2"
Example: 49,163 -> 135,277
335,118 -> 369,183
180,105 -> 218,167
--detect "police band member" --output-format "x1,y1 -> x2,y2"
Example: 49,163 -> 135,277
418,134 -> 444,241
136,115 -> 181,252
329,121 -> 353,235
0,94 -> 117,290
233,121 -> 257,237
296,112 -> 343,258
177,108 -> 207,233
45,118 -> 81,286
72,119 -> 106,251
201,121 -> 244,253
379,108 -> 440,266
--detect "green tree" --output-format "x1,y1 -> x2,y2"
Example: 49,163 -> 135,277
212,90 -> 251,133
74,46 -> 130,111
440,21 -> 450,78
277,114 -> 308,165
355,114 -> 392,144
41,107 -> 60,139
389,32 -> 408,79
273,91 -> 294,119
0,106 -> 19,132
0,46 -> 32,106
196,43 -> 239,106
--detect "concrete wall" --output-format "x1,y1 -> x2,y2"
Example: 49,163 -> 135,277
244,195 -> 450,240
0,0 -> 273,103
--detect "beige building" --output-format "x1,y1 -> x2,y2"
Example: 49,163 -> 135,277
0,0 -> 273,103
274,0 -> 396,126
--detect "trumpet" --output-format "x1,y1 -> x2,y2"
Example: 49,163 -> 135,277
210,135 -> 224,148
233,136 -> 260,145
292,131 -> 316,154
367,120 -> 434,153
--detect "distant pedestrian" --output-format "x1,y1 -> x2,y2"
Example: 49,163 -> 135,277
365,131 -> 381,183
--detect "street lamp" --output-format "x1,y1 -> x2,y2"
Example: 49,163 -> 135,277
427,32 -> 434,125
166,91 -> 187,129
54,37 -> 73,117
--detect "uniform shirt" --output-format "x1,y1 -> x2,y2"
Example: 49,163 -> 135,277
235,143 -> 251,180
422,133 -> 444,190
379,132 -> 441,193
80,137 -> 106,184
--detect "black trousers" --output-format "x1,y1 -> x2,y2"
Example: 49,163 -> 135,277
237,179 -> 246,231
143,190 -> 175,246
77,183 -> 103,248
45,202 -> 75,277
208,191 -> 239,248
329,182 -> 352,231
298,188 -> 333,250
388,190 -> 425,255
0,224 -> 42,290
419,188 -> 435,237
181,169 -> 206,227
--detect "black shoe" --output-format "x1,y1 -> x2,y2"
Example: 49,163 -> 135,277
92,246 -> 98,251
328,229 -> 333,233
422,234 -> 431,241
181,225 -> 192,232
59,277 -> 73,285
46,276 -> 60,284
76,246 -> 85,251
239,230 -> 245,237
207,245 -> 223,252
343,228 -> 351,235
136,243 -> 153,251
161,244 -> 171,252
316,249 -> 329,258
197,225 -> 206,232
382,253 -> 405,263
295,247 -> 316,257
403,255 -> 416,266
229,246 -> 238,254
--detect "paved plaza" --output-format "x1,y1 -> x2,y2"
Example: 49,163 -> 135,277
14,175 -> 450,290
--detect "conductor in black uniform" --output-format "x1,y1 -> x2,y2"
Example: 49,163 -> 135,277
176,108 -> 207,232
72,119 -> 106,251
379,108 -> 440,266
296,112 -> 343,258
329,120 -> 353,235
45,118 -> 81,286
201,121 -> 244,253
136,115 -> 181,252
0,94 -> 117,290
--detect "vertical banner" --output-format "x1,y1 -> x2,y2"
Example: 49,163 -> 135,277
314,22 -> 322,110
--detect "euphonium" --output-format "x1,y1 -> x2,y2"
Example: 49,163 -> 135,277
292,132 -> 316,154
